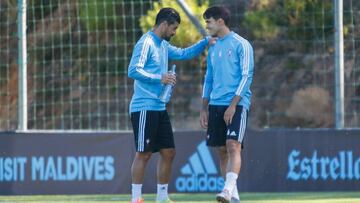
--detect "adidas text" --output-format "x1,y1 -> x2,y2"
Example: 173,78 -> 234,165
175,174 -> 224,192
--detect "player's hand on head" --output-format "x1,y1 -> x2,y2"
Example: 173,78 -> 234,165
161,73 -> 176,85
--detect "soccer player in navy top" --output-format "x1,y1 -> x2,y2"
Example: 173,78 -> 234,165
200,6 -> 254,203
128,7 -> 212,203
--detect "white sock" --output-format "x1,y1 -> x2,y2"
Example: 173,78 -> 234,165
232,186 -> 240,200
131,184 -> 142,202
156,184 -> 169,201
223,172 -> 238,193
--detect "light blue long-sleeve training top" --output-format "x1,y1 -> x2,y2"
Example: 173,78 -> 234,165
202,31 -> 254,110
128,31 -> 209,113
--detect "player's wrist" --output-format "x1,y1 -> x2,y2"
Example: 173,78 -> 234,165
228,104 -> 237,110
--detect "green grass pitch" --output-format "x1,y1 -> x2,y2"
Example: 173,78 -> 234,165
0,192 -> 360,203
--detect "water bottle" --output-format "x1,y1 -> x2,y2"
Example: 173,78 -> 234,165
159,64 -> 176,103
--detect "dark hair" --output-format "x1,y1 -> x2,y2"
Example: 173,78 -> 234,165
203,6 -> 230,26
155,7 -> 181,26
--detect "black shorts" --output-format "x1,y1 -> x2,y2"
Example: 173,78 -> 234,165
206,105 -> 248,147
130,110 -> 174,153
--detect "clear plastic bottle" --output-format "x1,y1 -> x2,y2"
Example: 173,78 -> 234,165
159,64 -> 176,103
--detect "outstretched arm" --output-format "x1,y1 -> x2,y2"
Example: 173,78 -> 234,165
168,37 -> 210,60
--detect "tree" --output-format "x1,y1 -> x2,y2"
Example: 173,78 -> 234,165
139,0 -> 209,46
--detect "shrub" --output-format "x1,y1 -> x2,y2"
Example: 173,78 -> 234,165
139,0 -> 209,46
286,86 -> 333,127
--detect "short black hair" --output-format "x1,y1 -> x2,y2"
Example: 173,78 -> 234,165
155,7 -> 181,26
203,6 -> 230,26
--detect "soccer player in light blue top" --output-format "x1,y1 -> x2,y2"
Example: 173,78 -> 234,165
128,16 -> 209,114
127,7 -> 211,203
200,6 -> 254,203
